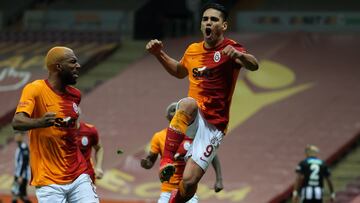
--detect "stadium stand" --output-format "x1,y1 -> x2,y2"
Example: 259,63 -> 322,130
335,177 -> 360,203
242,0 -> 360,11
0,0 -> 37,27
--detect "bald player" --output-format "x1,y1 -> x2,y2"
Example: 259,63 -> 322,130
292,145 -> 335,203
12,46 -> 99,203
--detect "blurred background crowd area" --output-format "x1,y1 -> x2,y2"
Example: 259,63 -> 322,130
0,0 -> 359,41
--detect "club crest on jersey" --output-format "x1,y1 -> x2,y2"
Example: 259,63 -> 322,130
81,136 -> 89,146
214,51 -> 221,62
73,102 -> 79,114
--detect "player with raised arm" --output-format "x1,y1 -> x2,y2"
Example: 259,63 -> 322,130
146,3 -> 258,202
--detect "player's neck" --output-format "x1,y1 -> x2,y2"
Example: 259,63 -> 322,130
204,36 -> 224,49
47,75 -> 67,93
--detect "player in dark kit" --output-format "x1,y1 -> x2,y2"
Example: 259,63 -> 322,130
292,145 -> 335,203
12,130 -> 31,203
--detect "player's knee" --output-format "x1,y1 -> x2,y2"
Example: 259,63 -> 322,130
181,176 -> 198,199
178,97 -> 197,117
182,173 -> 199,188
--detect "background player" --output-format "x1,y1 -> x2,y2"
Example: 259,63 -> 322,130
140,102 -> 223,203
12,46 -> 99,202
292,145 -> 335,203
12,130 -> 31,203
76,117 -> 104,183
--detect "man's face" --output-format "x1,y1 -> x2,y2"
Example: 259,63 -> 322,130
58,51 -> 81,85
201,8 -> 227,46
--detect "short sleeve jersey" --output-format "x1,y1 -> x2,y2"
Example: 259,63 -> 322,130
76,122 -> 99,182
179,38 -> 245,132
15,79 -> 87,186
150,128 -> 186,192
296,157 -> 330,188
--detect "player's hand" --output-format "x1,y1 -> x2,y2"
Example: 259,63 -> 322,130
38,112 -> 56,127
214,180 -> 224,192
95,167 -> 104,179
146,39 -> 163,56
221,45 -> 243,63
140,158 -> 153,169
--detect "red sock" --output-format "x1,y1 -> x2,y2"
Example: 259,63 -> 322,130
161,127 -> 185,166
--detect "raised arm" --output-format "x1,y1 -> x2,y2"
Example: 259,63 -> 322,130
93,142 -> 104,179
211,155 -> 223,193
222,45 -> 259,71
12,112 -> 56,131
146,39 -> 188,79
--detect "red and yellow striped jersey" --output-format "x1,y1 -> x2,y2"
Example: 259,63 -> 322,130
180,38 -> 246,133
15,79 -> 87,186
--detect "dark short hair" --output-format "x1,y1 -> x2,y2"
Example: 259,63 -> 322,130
201,2 -> 228,21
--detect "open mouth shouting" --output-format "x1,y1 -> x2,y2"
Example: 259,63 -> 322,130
205,27 -> 212,39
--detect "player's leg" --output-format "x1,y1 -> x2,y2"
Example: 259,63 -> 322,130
170,112 -> 223,202
67,174 -> 99,203
181,159 -> 205,201
186,193 -> 199,203
11,179 -> 19,203
160,97 -> 197,182
158,191 -> 199,203
19,179 -> 32,203
169,160 -> 204,203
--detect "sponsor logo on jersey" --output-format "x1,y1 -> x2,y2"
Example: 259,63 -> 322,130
192,66 -> 213,79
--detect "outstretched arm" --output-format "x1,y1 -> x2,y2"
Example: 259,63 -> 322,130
146,39 -> 188,78
140,152 -> 158,169
222,45 -> 259,71
93,142 -> 104,179
211,155 -> 223,193
12,112 -> 56,131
